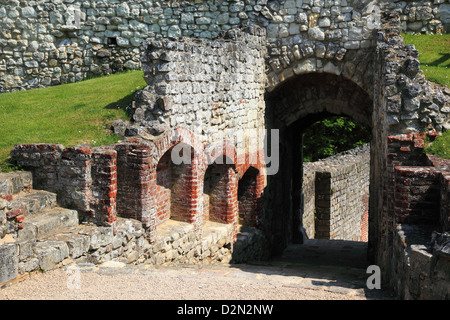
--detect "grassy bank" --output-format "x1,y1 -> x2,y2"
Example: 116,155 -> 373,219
0,70 -> 146,171
403,33 -> 450,86
425,130 -> 450,159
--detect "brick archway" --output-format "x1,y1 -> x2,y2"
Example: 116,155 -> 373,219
150,128 -> 207,234
151,127 -> 207,172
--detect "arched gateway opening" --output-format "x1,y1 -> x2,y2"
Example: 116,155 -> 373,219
264,72 -> 375,266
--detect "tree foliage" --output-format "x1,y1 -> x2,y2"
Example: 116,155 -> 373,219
302,116 -> 372,162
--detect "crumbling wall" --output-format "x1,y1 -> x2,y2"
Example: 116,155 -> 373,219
372,8 -> 449,279
4,0 -> 449,93
389,0 -> 450,33
302,145 -> 370,241
10,144 -> 118,228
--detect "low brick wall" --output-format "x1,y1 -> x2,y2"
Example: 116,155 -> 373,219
302,145 -> 370,242
389,153 -> 450,299
5,138 -> 269,285
11,144 -> 118,228
394,167 -> 441,225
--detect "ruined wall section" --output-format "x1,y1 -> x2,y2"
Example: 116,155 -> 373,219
375,5 -> 450,136
389,154 -> 450,300
302,144 -> 370,241
374,8 -> 450,299
131,25 -> 267,148
2,0 -> 448,93
10,144 -> 118,228
389,0 -> 450,34
374,8 -> 449,255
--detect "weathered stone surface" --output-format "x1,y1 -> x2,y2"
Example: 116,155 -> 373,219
0,243 -> 18,283
0,172 -> 32,195
1,0 -> 450,302
34,241 -> 69,271
1,0 -> 448,93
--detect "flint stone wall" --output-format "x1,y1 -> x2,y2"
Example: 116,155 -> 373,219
131,25 -> 267,143
1,0 -> 449,93
389,0 -> 450,34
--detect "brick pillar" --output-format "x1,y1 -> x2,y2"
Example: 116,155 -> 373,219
360,193 -> 370,242
115,143 -> 154,239
254,168 -> 265,227
187,154 -> 203,236
91,147 -> 117,230
314,171 -> 331,239
228,168 -> 239,240
386,133 -> 429,233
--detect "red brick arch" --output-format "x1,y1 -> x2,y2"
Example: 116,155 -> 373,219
150,128 -> 207,232
203,141 -> 238,172
151,127 -> 207,171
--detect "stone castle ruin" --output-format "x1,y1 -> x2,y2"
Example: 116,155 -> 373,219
1,0 -> 450,299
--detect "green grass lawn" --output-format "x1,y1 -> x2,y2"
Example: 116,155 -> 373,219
403,33 -> 450,86
0,70 -> 146,171
425,130 -> 450,159
403,33 -> 450,159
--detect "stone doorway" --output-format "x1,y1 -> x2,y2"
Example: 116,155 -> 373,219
264,72 -> 375,267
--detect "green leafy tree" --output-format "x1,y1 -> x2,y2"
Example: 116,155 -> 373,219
302,116 -> 371,162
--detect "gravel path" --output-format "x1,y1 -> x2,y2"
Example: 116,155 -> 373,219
0,261 -> 395,301
0,241 -> 396,301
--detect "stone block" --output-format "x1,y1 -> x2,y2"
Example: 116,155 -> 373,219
84,226 -> 114,250
0,243 -> 18,284
34,241 -> 69,271
409,244 -> 433,276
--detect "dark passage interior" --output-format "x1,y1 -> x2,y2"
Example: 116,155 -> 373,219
264,73 -> 375,268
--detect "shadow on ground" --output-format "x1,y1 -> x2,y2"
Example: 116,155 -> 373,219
231,239 -> 397,300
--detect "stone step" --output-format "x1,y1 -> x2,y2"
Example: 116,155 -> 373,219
31,224 -> 114,271
8,190 -> 57,217
0,171 -> 33,196
17,207 -> 79,242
